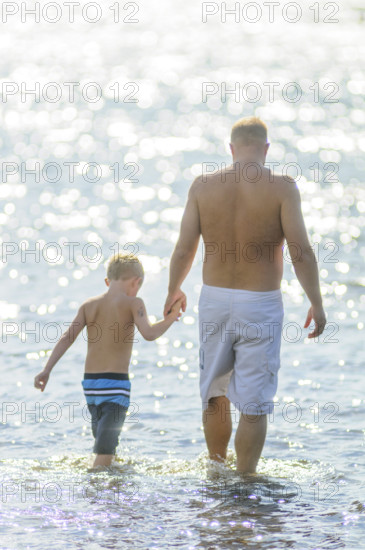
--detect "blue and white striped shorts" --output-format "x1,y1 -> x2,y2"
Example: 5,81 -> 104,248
82,372 -> 131,408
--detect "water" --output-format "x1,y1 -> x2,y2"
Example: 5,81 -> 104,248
0,0 -> 364,548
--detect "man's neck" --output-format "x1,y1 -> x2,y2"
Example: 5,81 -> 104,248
231,156 -> 265,166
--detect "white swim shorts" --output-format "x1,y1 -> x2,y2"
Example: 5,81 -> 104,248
198,284 -> 284,415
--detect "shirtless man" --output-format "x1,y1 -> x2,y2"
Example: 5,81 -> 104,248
34,253 -> 182,468
164,116 -> 326,473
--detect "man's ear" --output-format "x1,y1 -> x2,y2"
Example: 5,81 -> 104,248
105,277 -> 109,287
229,142 -> 234,156
136,276 -> 143,288
265,142 -> 270,155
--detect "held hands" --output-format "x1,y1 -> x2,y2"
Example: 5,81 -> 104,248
304,304 -> 326,338
165,297 -> 184,321
164,289 -> 187,317
34,369 -> 50,392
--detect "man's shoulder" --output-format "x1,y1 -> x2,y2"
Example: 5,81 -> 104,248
190,170 -> 222,191
269,173 -> 299,199
268,171 -> 295,185
190,175 -> 205,188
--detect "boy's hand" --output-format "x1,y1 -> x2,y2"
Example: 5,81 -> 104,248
304,304 -> 326,339
166,298 -> 183,321
164,289 -> 186,317
34,370 -> 50,392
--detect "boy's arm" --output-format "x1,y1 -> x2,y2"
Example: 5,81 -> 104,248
131,297 -> 181,342
34,305 -> 86,391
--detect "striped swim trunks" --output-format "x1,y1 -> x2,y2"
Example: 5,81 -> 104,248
81,372 -> 131,408
82,372 -> 131,455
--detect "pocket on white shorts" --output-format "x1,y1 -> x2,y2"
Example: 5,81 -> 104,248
266,357 -> 280,375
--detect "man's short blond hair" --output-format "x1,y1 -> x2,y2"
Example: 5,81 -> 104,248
231,116 -> 268,146
106,253 -> 144,282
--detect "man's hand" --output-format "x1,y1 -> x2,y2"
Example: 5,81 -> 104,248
34,369 -> 50,392
304,304 -> 326,339
166,298 -> 184,321
164,289 -> 186,317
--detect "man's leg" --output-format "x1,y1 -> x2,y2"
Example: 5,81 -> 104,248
235,413 -> 267,473
203,396 -> 232,461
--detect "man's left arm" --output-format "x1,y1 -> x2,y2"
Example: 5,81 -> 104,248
164,180 -> 201,316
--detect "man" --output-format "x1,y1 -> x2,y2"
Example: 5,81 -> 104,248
164,116 -> 326,473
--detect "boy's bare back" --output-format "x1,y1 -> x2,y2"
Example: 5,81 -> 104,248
82,292 -> 136,373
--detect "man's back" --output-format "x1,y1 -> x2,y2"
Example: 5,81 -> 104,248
195,165 -> 290,290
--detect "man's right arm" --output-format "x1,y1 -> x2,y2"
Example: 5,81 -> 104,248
163,179 -> 201,316
280,181 -> 326,338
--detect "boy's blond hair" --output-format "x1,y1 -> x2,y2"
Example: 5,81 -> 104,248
106,253 -> 144,282
231,116 -> 268,146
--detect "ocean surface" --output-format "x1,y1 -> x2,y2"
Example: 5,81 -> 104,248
0,0 -> 364,548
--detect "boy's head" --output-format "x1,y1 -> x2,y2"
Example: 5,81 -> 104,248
105,253 -> 144,293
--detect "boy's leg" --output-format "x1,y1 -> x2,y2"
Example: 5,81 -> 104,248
87,404 -> 111,467
87,404 -> 99,440
93,453 -> 114,467
203,395 -> 232,461
92,402 -> 127,468
234,412 -> 267,473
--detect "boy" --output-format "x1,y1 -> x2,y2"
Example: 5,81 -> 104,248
34,253 -> 182,468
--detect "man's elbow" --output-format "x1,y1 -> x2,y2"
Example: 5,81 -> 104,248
174,245 -> 195,261
293,246 -> 316,265
61,332 -> 74,345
